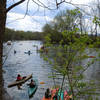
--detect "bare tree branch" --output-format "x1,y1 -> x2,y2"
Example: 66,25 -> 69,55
32,0 -> 57,10
6,0 -> 26,13
73,59 -> 96,88
57,0 -> 65,6
32,5 -> 40,16
23,0 -> 30,18
6,1 -> 40,25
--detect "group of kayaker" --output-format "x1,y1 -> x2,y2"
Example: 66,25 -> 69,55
16,74 -> 35,89
14,50 -> 32,55
13,74 -> 72,99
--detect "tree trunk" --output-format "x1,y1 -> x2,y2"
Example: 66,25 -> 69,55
0,0 -> 6,100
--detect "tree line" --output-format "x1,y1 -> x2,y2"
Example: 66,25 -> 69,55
4,28 -> 43,41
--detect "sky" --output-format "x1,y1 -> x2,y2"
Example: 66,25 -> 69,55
6,0 -> 93,32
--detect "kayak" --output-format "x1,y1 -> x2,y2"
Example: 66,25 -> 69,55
24,52 -> 32,54
8,74 -> 32,88
28,79 -> 38,98
57,89 -> 64,100
7,41 -> 11,45
42,88 -> 71,100
88,56 -> 95,58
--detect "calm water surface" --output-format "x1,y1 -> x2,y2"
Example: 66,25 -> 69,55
3,41 -> 55,100
3,41 -> 100,100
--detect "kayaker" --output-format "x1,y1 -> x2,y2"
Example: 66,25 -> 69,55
28,79 -> 35,88
45,88 -> 51,98
16,74 -> 26,89
16,74 -> 26,81
16,74 -> 23,89
28,50 -> 31,55
52,88 -> 59,100
17,74 -> 23,81
14,50 -> 16,54
53,92 -> 58,100
41,46 -> 44,50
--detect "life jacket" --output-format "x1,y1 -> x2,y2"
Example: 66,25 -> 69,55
17,76 -> 22,81
29,82 -> 35,88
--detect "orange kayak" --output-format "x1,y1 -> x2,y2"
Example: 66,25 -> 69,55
42,96 -> 51,100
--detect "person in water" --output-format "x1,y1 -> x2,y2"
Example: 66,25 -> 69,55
16,74 -> 26,89
28,79 -> 35,88
45,88 -> 51,98
28,50 -> 31,55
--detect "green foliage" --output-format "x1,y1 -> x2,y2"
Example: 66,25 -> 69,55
93,16 -> 100,27
48,75 -> 56,78
77,82 -> 86,88
44,34 -> 51,43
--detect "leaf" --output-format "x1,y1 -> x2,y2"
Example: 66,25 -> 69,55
48,75 -> 56,78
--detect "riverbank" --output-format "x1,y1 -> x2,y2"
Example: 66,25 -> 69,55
3,70 -> 12,100
3,88 -> 13,100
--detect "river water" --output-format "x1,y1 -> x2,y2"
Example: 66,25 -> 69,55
3,41 -> 100,100
3,41 -> 55,100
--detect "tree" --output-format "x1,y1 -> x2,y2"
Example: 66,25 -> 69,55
89,0 -> 100,37
42,28 -> 99,100
42,9 -> 84,44
0,1 -> 7,99
0,0 -> 26,99
54,9 -> 82,32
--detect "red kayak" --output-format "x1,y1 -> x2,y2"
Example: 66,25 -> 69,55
41,88 -> 72,100
89,56 -> 95,58
41,88 -> 57,100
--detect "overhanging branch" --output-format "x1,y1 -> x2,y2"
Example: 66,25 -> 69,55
6,0 -> 25,13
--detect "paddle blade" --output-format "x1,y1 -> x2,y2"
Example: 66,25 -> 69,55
40,82 -> 45,84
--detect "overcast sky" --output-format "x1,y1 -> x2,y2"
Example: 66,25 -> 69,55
6,0 -> 93,32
